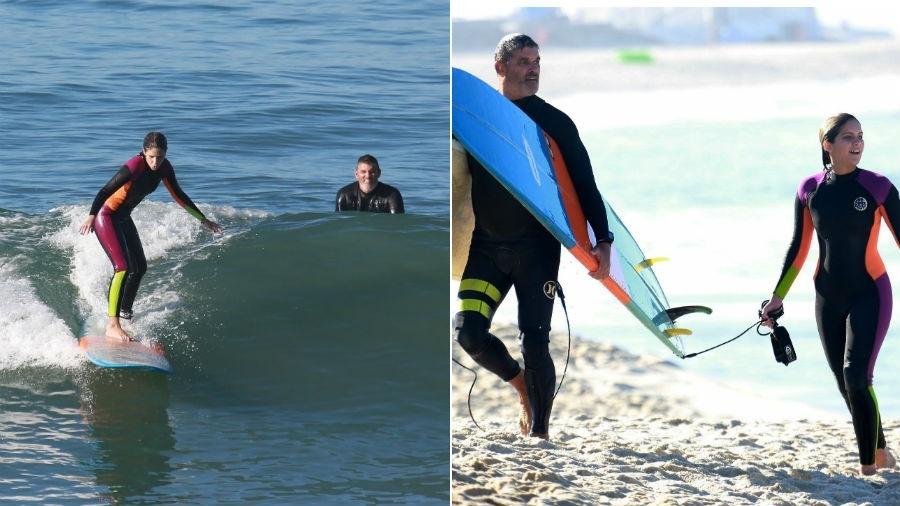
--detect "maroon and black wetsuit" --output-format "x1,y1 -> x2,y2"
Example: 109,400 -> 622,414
90,153 -> 206,318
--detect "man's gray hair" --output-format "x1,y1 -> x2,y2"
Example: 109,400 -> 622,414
494,33 -> 539,64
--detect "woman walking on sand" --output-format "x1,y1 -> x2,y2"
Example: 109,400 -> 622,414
761,113 -> 897,476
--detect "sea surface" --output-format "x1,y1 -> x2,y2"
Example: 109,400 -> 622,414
453,40 -> 900,419
1,0 -> 448,503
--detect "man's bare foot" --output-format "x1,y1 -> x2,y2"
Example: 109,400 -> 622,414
860,464 -> 877,476
876,448 -> 897,470
508,370 -> 531,435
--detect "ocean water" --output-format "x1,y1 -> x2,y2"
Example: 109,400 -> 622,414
453,41 -> 900,419
1,0 -> 448,503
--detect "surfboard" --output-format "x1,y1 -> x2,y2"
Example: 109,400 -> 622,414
451,139 -> 474,280
79,335 -> 172,373
451,67 -> 710,358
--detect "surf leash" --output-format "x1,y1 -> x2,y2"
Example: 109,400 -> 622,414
682,319 -> 761,358
683,300 -> 795,366
553,281 -> 571,399
451,280 -> 573,432
451,356 -> 484,431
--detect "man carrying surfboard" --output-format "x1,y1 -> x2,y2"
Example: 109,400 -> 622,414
335,154 -> 405,213
453,33 -> 613,439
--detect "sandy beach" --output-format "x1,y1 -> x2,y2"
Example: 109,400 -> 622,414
452,325 -> 900,505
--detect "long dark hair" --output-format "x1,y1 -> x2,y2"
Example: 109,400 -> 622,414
818,113 -> 858,170
142,131 -> 168,153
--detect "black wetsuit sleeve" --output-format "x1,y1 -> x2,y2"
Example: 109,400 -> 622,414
336,186 -> 352,211
389,189 -> 404,214
162,170 -> 206,221
883,184 -> 900,246
773,194 -> 813,299
555,117 -> 611,242
89,166 -> 131,215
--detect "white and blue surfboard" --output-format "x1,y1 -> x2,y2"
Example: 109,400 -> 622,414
452,67 -> 710,358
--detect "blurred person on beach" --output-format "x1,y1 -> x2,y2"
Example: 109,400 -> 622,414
761,113 -> 898,476
79,132 -> 223,341
335,154 -> 404,213
453,33 -> 613,439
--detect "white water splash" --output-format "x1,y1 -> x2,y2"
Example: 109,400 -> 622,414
0,258 -> 81,369
49,201 -> 270,341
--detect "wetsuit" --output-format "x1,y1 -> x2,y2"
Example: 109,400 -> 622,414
90,154 -> 206,318
773,168 -> 900,465
454,94 -> 611,436
335,182 -> 404,213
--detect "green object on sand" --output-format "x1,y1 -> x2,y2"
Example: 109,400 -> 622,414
618,49 -> 654,64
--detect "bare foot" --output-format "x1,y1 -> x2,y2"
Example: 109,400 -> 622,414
876,448 -> 897,470
860,464 -> 877,476
105,324 -> 133,342
508,370 -> 531,435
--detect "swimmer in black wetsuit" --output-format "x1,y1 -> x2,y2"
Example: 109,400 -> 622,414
453,34 -> 613,439
79,132 -> 222,341
762,113 -> 899,476
335,154 -> 404,213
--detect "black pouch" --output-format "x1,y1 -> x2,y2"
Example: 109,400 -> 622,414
770,325 -> 796,366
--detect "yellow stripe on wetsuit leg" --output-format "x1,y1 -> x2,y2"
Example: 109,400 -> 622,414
459,278 -> 502,303
458,279 -> 502,319
108,270 -> 126,317
870,385 -> 882,463
459,299 -> 493,319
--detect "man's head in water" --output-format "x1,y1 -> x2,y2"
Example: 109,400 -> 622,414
142,131 -> 168,171
355,154 -> 381,193
819,113 -> 863,173
494,33 -> 540,101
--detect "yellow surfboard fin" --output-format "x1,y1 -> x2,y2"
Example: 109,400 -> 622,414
635,257 -> 669,272
664,328 -> 692,337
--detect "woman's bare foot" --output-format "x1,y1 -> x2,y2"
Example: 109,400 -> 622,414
508,370 -> 531,435
860,463 -> 878,476
106,317 -> 133,342
876,448 -> 897,470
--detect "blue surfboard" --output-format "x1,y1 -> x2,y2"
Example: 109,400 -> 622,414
452,67 -> 710,358
80,335 -> 172,373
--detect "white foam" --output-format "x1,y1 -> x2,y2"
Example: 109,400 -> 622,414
50,201 -> 247,339
0,258 -> 81,369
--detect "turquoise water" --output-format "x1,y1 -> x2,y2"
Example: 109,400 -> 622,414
0,0 -> 448,503
562,112 -> 900,417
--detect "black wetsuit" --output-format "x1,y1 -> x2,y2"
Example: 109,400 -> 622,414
335,182 -> 404,214
454,94 -> 611,436
774,168 -> 900,465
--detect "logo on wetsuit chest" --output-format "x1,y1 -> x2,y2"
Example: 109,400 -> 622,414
853,197 -> 868,211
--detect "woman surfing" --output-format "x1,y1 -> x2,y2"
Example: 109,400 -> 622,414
80,132 -> 222,341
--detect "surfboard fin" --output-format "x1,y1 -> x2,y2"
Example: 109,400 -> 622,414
635,257 -> 669,272
652,305 -> 713,326
664,328 -> 692,337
